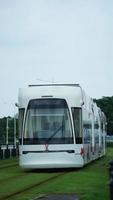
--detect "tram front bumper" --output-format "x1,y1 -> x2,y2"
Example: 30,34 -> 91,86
19,152 -> 84,169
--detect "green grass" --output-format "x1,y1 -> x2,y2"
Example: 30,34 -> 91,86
0,157 -> 18,165
107,141 -> 113,148
26,157 -> 109,200
0,147 -> 113,200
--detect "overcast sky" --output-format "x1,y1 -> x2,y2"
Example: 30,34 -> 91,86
0,0 -> 113,117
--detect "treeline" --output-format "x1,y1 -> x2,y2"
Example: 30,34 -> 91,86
94,96 -> 113,135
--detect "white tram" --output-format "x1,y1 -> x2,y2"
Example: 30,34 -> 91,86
18,84 -> 106,169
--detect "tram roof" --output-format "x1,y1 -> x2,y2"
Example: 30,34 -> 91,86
18,84 -> 94,110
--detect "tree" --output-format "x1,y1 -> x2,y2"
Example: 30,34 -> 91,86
94,96 -> 113,135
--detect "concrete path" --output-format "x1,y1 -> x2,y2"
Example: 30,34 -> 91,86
35,194 -> 78,200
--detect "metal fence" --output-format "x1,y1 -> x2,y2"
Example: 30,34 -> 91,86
0,117 -> 18,159
0,145 -> 18,159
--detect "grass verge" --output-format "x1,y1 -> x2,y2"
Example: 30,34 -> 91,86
0,147 -> 112,200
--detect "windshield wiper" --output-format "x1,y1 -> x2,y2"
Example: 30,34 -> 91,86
46,125 -> 63,144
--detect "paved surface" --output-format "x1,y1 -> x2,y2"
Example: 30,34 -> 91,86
37,194 -> 78,200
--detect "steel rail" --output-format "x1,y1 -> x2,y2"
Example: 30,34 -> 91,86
0,163 -> 18,170
0,173 -> 29,185
0,172 -> 67,200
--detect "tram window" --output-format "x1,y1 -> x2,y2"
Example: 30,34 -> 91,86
94,120 -> 99,143
101,122 -> 103,132
18,108 -> 25,142
72,108 -> 82,144
94,123 -> 99,129
24,99 -> 73,144
83,123 -> 92,144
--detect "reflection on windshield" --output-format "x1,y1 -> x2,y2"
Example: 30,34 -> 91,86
24,99 -> 73,144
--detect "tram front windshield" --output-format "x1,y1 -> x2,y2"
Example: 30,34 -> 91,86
24,99 -> 73,144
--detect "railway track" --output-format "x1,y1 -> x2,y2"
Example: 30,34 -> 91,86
0,173 -> 29,185
0,172 -> 67,200
0,163 -> 18,170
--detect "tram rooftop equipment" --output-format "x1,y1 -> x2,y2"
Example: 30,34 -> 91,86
18,84 -> 106,169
